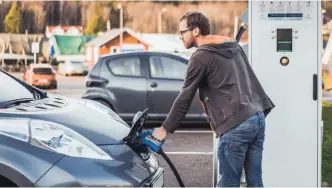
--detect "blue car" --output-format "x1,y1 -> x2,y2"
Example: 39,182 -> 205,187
0,70 -> 163,187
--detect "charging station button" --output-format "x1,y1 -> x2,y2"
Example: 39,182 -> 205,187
280,56 -> 289,66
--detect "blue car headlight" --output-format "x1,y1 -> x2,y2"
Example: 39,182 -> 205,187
0,118 -> 113,161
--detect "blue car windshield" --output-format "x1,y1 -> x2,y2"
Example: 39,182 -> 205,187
0,72 -> 34,103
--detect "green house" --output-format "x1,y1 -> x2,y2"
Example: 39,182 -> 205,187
49,35 -> 95,63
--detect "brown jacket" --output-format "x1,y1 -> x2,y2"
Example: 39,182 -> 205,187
161,36 -> 275,137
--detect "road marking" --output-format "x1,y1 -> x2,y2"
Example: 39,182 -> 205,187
164,151 -> 213,155
174,130 -> 213,133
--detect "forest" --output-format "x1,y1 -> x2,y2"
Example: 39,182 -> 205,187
0,1 -> 248,38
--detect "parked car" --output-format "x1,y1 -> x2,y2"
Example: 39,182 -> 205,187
82,51 -> 208,125
58,60 -> 89,76
0,70 -> 163,187
23,64 -> 57,89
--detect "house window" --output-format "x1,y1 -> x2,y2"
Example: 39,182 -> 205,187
110,46 -> 120,53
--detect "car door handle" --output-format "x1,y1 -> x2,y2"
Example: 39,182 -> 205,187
150,82 -> 158,88
313,74 -> 317,101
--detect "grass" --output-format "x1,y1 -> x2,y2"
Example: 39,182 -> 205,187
322,101 -> 332,185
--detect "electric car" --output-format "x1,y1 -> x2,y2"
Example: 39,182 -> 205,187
0,70 -> 164,187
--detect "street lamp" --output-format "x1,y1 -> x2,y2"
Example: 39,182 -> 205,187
118,3 -> 123,51
158,8 -> 167,34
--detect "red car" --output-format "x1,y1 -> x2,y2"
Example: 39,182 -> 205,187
23,64 -> 57,89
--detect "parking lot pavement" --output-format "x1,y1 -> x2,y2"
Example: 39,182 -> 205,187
158,153 -> 213,187
157,130 -> 215,187
8,72 -> 86,99
50,74 -> 86,98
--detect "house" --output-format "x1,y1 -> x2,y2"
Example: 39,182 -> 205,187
45,25 -> 83,38
48,35 -> 95,64
83,28 -> 202,67
84,27 -> 150,67
137,33 -> 197,58
138,33 -> 194,53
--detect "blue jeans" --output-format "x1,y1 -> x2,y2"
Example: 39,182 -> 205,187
217,111 -> 265,187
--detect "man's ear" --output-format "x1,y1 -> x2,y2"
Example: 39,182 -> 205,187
193,27 -> 200,37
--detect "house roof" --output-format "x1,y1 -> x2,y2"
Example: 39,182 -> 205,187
47,25 -> 83,33
50,35 -> 95,56
84,27 -> 150,47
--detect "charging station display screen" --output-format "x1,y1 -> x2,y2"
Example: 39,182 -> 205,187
277,29 -> 292,52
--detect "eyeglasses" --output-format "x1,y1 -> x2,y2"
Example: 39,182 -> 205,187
179,27 -> 194,37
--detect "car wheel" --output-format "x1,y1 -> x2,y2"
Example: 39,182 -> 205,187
94,99 -> 113,111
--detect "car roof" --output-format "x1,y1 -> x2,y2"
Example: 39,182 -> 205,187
99,51 -> 191,61
30,64 -> 52,68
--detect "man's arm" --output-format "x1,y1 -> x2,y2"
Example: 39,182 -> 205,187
161,57 -> 206,133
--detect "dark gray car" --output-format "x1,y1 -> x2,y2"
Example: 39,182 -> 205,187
0,70 -> 163,187
82,51 -> 208,125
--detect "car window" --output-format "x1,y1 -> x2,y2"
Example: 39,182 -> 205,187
149,56 -> 187,79
71,61 -> 83,64
33,68 -> 53,75
0,72 -> 34,103
71,61 -> 84,65
107,56 -> 141,77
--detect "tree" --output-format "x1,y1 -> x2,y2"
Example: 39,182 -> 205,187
3,2 -> 23,33
42,1 -> 61,26
84,2 -> 106,35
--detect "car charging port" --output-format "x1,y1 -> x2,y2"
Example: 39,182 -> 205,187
123,109 -> 151,161
123,109 -> 185,187
124,138 -> 151,161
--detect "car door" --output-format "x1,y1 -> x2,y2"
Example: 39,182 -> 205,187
144,53 -> 204,122
100,54 -> 148,122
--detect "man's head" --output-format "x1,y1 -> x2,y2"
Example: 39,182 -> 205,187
179,11 -> 210,49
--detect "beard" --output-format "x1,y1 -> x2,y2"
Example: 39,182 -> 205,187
184,38 -> 195,49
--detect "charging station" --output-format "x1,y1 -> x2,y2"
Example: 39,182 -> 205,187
213,1 -> 322,186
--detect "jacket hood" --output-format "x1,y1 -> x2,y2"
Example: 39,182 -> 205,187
197,35 -> 239,58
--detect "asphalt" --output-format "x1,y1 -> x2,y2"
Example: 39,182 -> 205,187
157,130 -> 214,187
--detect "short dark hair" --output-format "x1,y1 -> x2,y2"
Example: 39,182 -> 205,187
180,11 -> 210,35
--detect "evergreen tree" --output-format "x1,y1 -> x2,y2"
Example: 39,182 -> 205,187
84,2 -> 106,35
3,2 -> 22,33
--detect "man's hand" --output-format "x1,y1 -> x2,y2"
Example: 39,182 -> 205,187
152,127 -> 167,141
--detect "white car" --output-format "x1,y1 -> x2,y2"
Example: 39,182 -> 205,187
58,60 -> 89,76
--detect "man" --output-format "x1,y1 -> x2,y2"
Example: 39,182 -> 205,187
152,11 -> 275,187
